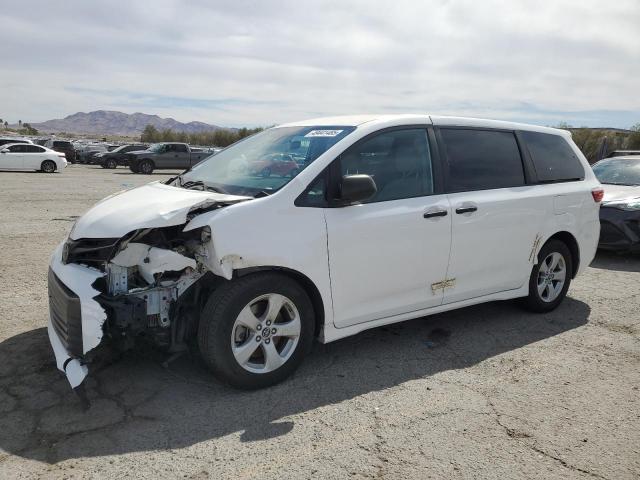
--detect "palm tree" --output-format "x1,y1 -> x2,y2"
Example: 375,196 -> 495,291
18,120 -> 22,128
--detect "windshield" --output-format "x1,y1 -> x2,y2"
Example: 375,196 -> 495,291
179,125 -> 355,196
593,158 -> 640,186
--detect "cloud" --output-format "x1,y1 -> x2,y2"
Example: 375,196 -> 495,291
0,0 -> 638,128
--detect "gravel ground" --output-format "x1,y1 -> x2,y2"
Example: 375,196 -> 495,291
0,165 -> 638,479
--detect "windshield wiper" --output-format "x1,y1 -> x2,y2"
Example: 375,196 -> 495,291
181,180 -> 228,194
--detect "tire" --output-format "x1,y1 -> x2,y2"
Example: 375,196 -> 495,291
139,159 -> 154,174
105,159 -> 117,169
198,273 -> 315,389
129,164 -> 139,173
521,239 -> 572,313
260,167 -> 271,178
41,160 -> 56,173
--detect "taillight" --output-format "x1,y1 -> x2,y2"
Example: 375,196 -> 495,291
591,188 -> 604,203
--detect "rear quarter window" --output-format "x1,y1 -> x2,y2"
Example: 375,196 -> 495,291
440,128 -> 525,192
520,131 -> 584,182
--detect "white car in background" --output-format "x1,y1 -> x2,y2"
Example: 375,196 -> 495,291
0,143 -> 67,173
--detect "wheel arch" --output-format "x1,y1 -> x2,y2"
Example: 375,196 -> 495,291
541,231 -> 580,278
41,159 -> 57,172
234,266 -> 325,336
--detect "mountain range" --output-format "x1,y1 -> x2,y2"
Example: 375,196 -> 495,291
29,110 -> 223,136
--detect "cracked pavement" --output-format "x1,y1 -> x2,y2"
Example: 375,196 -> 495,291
0,165 -> 638,479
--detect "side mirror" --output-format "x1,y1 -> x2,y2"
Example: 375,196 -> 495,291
338,174 -> 377,205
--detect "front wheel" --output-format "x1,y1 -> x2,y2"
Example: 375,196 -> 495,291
41,160 -> 56,173
139,160 -> 154,174
198,273 -> 315,389
105,159 -> 117,169
521,239 -> 572,313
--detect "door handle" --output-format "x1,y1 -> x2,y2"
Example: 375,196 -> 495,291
423,209 -> 448,219
455,206 -> 478,214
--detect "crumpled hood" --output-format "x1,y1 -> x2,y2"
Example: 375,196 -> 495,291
70,182 -> 250,239
602,184 -> 640,203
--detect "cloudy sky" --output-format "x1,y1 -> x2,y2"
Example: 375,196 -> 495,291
1,0 -> 639,128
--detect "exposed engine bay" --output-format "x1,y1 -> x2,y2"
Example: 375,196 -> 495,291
48,183 -> 253,390
96,225 -> 211,349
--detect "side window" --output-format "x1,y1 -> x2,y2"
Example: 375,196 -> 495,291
25,145 -> 44,153
338,129 -> 433,203
175,144 -> 188,153
298,175 -> 327,207
441,129 -> 525,192
520,131 -> 584,182
8,144 -> 26,152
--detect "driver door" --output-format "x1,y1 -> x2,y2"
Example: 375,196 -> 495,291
0,144 -> 25,170
323,127 -> 452,328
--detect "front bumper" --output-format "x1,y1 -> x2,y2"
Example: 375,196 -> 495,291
599,206 -> 640,252
47,242 -> 107,388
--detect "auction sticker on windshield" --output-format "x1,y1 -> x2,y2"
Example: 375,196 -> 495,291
305,129 -> 344,137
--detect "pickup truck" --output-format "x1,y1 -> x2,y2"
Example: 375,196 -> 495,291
127,143 -> 211,174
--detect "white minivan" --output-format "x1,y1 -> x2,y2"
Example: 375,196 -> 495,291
48,115 -> 602,391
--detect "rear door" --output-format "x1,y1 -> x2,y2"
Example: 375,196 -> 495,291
0,144 -> 26,169
437,127 -> 544,304
22,145 -> 46,169
174,144 -> 191,168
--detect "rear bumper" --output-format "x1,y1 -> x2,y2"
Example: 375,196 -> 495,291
47,242 -> 107,387
599,206 -> 640,252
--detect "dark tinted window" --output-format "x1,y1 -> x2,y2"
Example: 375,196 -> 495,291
24,145 -> 44,153
441,129 -> 524,192
53,141 -> 72,148
521,131 -> 584,182
338,128 -> 433,203
174,144 -> 188,153
7,144 -> 27,152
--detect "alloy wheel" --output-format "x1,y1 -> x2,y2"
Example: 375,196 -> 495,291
230,293 -> 301,374
537,252 -> 566,302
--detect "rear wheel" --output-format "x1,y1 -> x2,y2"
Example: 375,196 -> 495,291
41,160 -> 56,173
105,158 -> 117,169
139,159 -> 154,174
521,239 -> 572,312
198,273 -> 315,389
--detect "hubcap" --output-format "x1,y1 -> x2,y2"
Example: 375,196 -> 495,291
537,252 -> 566,302
231,293 -> 301,374
43,162 -> 54,172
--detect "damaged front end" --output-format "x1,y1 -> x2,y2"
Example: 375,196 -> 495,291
47,183 -> 250,391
